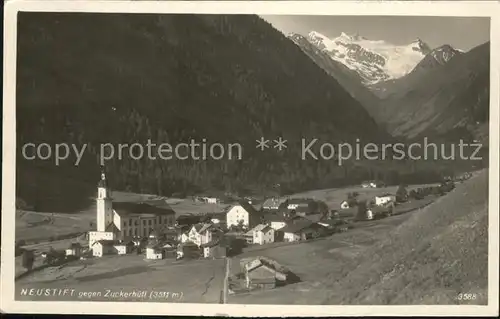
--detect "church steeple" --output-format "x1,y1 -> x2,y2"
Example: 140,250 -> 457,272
97,166 -> 110,199
96,166 -> 113,232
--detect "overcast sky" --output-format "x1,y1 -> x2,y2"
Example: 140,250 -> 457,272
261,15 -> 490,51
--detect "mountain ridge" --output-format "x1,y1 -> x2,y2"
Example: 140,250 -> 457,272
16,13 -> 387,207
302,30 -> 434,84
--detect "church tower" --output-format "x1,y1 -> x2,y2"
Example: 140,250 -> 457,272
96,167 -> 113,232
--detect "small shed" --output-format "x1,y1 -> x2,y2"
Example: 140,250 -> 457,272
340,200 -> 350,209
243,258 -> 287,290
65,243 -> 82,257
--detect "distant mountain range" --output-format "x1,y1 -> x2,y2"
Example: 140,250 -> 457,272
376,42 -> 489,141
302,31 -> 434,84
289,30 -> 489,142
289,33 -> 382,117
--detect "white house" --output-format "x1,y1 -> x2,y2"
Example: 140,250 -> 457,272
283,231 -> 301,242
91,240 -> 115,257
375,195 -> 396,206
226,202 -> 260,229
88,170 -> 176,256
146,244 -> 164,260
280,221 -> 322,242
114,241 -> 134,255
264,214 -> 287,231
251,224 -> 275,245
180,223 -> 213,247
340,200 -> 350,209
205,197 -> 220,204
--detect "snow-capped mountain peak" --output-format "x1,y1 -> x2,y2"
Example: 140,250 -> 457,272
410,44 -> 463,73
301,31 -> 432,84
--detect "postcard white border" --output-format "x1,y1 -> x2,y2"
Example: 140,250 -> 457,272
2,0 -> 499,316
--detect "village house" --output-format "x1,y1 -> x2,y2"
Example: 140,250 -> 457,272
264,213 -> 287,231
146,243 -> 164,260
261,197 -> 286,211
226,201 -> 261,229
114,240 -> 135,255
250,224 -> 275,245
65,243 -> 82,258
205,197 -> 220,204
91,240 -> 116,257
242,258 -> 287,290
88,170 -> 177,255
282,198 -> 328,217
286,198 -> 312,211
280,220 -> 324,242
176,242 -> 200,260
201,237 -> 228,259
161,242 -> 177,259
180,223 -> 214,247
375,194 -> 396,206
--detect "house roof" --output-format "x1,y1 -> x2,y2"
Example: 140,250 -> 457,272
262,197 -> 286,209
113,201 -> 176,217
302,213 -> 323,223
146,245 -> 162,250
114,240 -> 134,247
286,198 -> 314,205
250,224 -> 273,233
69,243 -> 82,248
279,220 -> 316,234
263,212 -> 286,222
192,223 -> 213,234
245,259 -> 287,280
261,226 -> 273,233
95,239 -> 116,246
251,224 -> 268,232
200,236 -> 230,248
237,201 -> 260,215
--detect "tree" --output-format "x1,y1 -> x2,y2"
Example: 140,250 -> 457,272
22,250 -> 35,271
355,201 -> 368,221
396,185 -> 409,203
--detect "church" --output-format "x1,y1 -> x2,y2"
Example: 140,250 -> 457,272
88,170 -> 176,256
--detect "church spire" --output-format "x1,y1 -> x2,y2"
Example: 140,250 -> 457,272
97,165 -> 109,193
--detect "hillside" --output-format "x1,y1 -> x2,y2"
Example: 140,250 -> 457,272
289,33 -> 382,119
229,170 -> 488,305
371,42 -> 490,139
16,13 -> 385,210
322,169 -> 488,304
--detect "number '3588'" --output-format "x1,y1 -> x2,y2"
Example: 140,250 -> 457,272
457,293 -> 477,301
